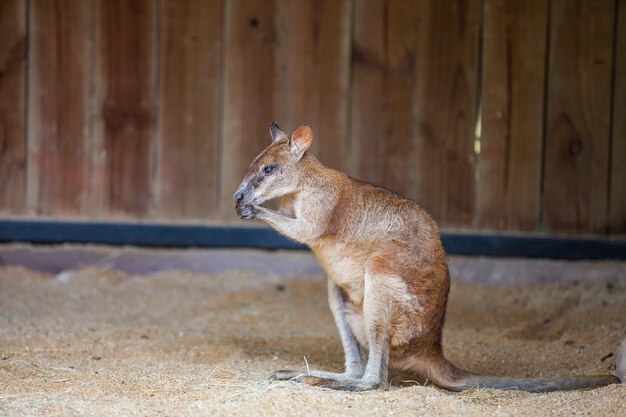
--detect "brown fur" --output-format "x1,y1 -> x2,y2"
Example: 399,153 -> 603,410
234,122 -> 624,392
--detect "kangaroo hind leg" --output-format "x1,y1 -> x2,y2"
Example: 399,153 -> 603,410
308,271 -> 395,391
270,280 -> 366,384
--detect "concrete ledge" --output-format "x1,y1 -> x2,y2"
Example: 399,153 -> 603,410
1,244 -> 624,287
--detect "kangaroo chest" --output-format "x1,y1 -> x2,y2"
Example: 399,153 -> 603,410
312,245 -> 366,306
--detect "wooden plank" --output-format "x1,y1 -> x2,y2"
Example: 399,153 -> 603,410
414,0 -> 481,227
476,0 -> 548,231
155,0 -> 222,219
281,0 -> 351,172
0,0 -> 26,214
27,0 -> 94,216
350,0 -> 419,198
543,0 -> 615,234
220,0 -> 278,216
92,0 -> 156,217
610,0 -> 626,234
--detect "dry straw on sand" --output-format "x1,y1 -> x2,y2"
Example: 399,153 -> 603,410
0,255 -> 625,416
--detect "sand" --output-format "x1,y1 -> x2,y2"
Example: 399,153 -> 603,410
0,248 -> 625,416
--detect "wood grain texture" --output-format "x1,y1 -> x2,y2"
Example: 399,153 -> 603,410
220,0 -> 278,216
0,0 -> 621,237
155,0 -> 222,219
543,0 -> 614,234
27,0 -> 93,215
350,0 -> 419,198
476,0 -> 547,231
414,0 -> 480,227
610,0 -> 626,234
280,0 -> 352,172
92,0 -> 156,217
0,0 -> 26,214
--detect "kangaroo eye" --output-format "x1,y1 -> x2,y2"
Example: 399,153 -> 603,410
263,165 -> 276,174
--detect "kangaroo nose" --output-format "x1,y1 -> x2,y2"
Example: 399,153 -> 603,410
234,191 -> 244,203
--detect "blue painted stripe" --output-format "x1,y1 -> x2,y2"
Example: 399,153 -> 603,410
0,220 -> 624,260
0,220 -> 305,249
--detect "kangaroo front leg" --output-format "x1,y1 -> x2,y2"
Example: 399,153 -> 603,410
253,205 -> 317,243
270,280 -> 366,382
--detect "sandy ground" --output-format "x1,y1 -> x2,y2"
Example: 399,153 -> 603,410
0,248 -> 625,416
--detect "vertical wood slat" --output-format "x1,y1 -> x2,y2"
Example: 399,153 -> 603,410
92,0 -> 156,217
281,0 -> 352,173
350,0 -> 419,198
220,0 -> 278,216
610,0 -> 626,234
476,0 -> 547,231
414,0 -> 481,227
0,0 -> 622,237
27,0 -> 93,215
0,0 -> 26,213
543,0 -> 615,234
155,0 -> 222,219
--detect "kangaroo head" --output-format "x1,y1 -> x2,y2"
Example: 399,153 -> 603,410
234,122 -> 313,211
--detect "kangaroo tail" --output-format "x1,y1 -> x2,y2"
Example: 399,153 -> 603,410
411,340 -> 625,393
617,338 -> 626,383
455,374 -> 619,393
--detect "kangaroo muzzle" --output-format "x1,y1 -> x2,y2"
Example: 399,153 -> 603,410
234,183 -> 257,220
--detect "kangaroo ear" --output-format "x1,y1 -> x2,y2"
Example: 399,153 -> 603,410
289,124 -> 313,159
269,121 -> 287,142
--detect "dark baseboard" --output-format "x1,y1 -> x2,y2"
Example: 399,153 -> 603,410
0,219 -> 624,260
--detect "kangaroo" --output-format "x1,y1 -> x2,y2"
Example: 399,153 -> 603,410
234,121 -> 626,392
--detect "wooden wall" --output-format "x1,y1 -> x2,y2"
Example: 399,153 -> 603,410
0,0 -> 624,235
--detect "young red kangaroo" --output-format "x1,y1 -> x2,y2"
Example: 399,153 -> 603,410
234,122 -> 626,392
